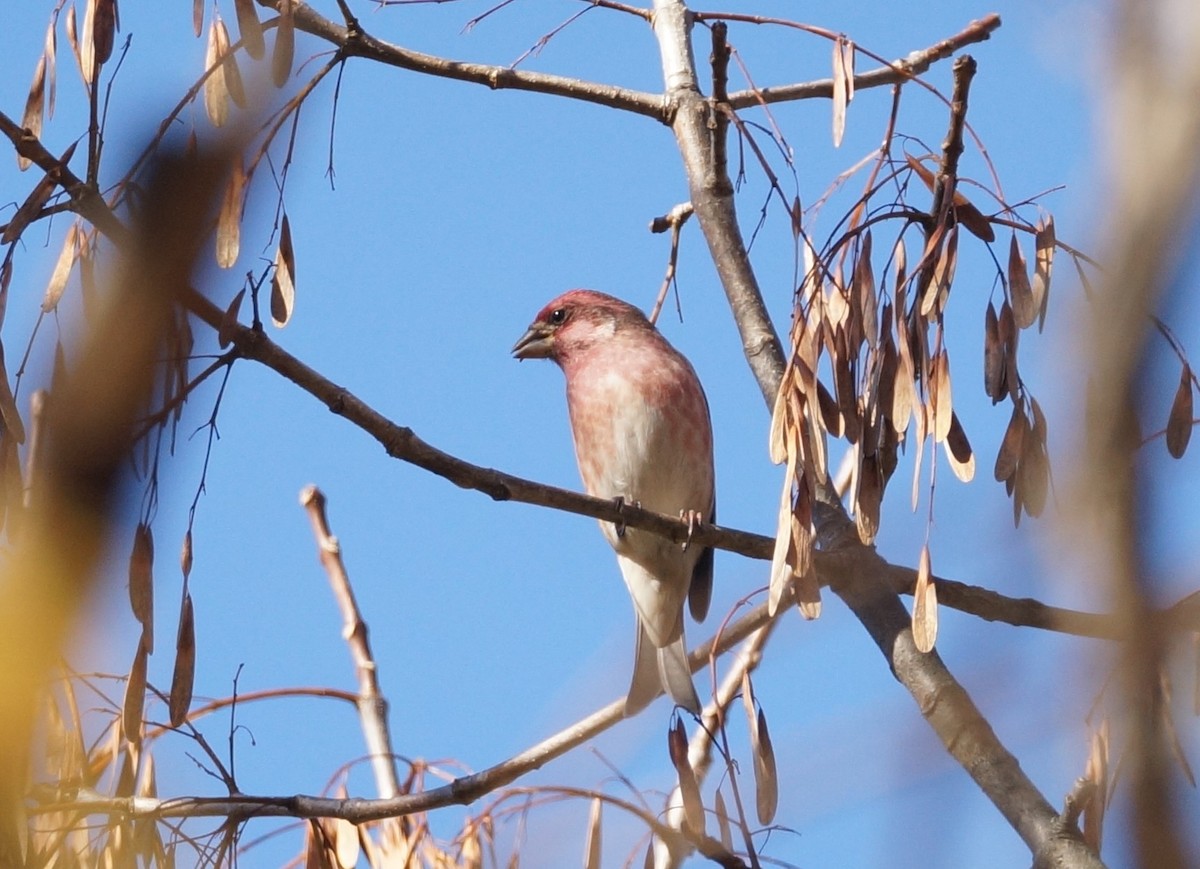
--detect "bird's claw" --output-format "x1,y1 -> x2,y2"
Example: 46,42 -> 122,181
614,496 -> 627,538
680,509 -> 702,552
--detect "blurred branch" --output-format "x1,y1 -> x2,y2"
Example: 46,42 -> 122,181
0,143 -> 231,860
1074,2 -> 1200,865
300,485 -> 401,801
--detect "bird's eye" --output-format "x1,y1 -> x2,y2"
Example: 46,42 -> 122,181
549,308 -> 567,325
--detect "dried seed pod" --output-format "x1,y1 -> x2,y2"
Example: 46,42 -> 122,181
43,224 -> 79,313
1008,233 -> 1035,329
752,707 -> 778,825
983,302 -> 1004,403
583,797 -> 601,869
994,403 -> 1026,483
271,213 -> 296,326
123,638 -> 148,745
1033,216 -> 1055,331
911,544 -> 937,652
235,0 -> 266,59
169,593 -> 195,726
943,411 -> 975,483
668,717 -> 704,835
273,0 -> 295,88
129,523 -> 154,652
203,21 -> 229,127
216,156 -> 245,268
1166,363 -> 1193,459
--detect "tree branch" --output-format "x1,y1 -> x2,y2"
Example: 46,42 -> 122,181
300,485 -> 401,801
646,4 -> 1103,866
263,0 -> 669,120
722,13 -> 1002,110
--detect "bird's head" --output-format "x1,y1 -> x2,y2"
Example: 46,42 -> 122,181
512,290 -> 649,365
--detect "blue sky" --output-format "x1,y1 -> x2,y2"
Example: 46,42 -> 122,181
3,1 -> 1199,867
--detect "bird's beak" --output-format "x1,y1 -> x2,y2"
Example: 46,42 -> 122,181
512,323 -> 554,360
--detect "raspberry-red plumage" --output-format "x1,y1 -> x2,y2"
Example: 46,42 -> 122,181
514,290 -> 715,714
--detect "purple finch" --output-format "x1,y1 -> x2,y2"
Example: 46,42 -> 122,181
513,290 -> 715,715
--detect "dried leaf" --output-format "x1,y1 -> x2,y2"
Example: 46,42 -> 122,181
583,797 -> 601,869
983,302 -> 1004,403
204,21 -> 230,127
44,19 -> 58,120
43,224 -> 79,313
123,638 -> 148,745
1019,430 -> 1048,518
129,523 -> 154,650
334,816 -> 360,869
169,593 -> 195,727
1166,363 -> 1193,459
855,451 -> 882,543
998,300 -> 1019,400
235,0 -> 266,59
768,443 -> 798,616
216,156 -> 245,268
1082,722 -> 1109,851
911,544 -> 937,652
932,224 -> 957,315
753,707 -> 778,825
1033,216 -> 1055,331
0,343 -> 27,446
193,0 -> 204,37
791,481 -> 820,619
1009,233 -> 1036,329
768,373 -> 789,464
668,717 -> 704,835
273,0 -> 295,88
892,337 -> 915,434
954,198 -> 995,243
831,36 -> 848,147
66,4 -> 84,86
94,0 -> 118,66
6,142 -> 79,245
994,403 -> 1025,483
855,230 -> 877,348
931,350 -> 952,443
215,17 -> 247,109
219,287 -> 245,349
271,213 -> 296,327
943,411 -> 975,482
19,55 -> 47,171
80,0 -> 96,84
181,529 -> 193,581
714,789 -> 732,851
893,236 -> 908,301
816,379 -> 842,438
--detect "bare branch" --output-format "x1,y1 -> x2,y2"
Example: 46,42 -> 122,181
266,0 -> 668,119
300,485 -> 401,800
722,13 -> 1002,110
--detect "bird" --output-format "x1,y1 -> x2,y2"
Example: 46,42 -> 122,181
512,290 -> 715,715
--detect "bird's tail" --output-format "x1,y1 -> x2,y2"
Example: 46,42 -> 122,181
625,621 -> 701,716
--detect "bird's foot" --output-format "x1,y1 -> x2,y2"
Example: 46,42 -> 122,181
680,508 -> 703,552
614,496 -> 627,538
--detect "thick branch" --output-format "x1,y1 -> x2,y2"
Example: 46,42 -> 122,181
647,4 -> 1103,867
